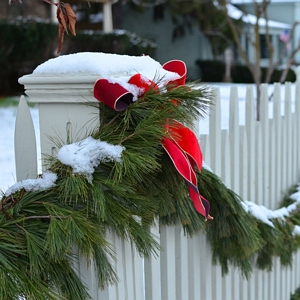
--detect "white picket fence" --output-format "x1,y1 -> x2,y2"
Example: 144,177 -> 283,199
15,72 -> 300,300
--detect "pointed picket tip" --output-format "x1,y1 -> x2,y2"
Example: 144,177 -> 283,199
14,95 -> 38,182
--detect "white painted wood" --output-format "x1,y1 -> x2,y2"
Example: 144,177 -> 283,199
187,233 -> 200,300
229,86 -> 239,194
245,86 -> 256,203
268,117 -> 276,210
259,84 -> 270,208
174,224 -> 189,300
200,134 -> 211,168
273,83 -> 283,207
221,130 -> 231,188
295,81 -> 300,184
239,126 -> 248,200
160,225 -> 176,300
209,88 -> 222,177
14,96 -> 37,181
144,220 -> 161,300
18,74 -> 100,169
285,82 -> 292,189
255,122 -> 263,205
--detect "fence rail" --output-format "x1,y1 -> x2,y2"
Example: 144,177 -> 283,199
15,79 -> 300,300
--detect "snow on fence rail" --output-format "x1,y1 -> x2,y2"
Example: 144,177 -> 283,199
15,73 -> 300,300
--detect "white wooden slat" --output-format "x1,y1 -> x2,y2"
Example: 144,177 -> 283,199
259,84 -> 270,208
186,232 -> 202,300
255,121 -> 263,205
268,118 -> 276,211
221,130 -> 231,188
268,259 -> 275,300
239,273 -> 248,300
200,134 -> 211,168
295,81 -> 300,183
281,266 -> 288,300
285,82 -> 293,188
113,234 -> 126,299
222,271 -> 232,300
144,220 -> 161,300
15,95 -> 37,181
274,258 -> 281,300
160,225 -> 176,300
200,235 -> 213,300
78,257 -> 98,298
122,239 -> 144,299
131,246 -> 145,299
245,86 -> 256,203
281,118 -> 288,200
292,114 -> 298,184
229,86 -> 240,194
211,263 -> 223,299
273,83 -> 283,208
239,126 -> 248,200
231,268 -> 240,300
247,269 -> 256,300
291,253 -> 296,295
175,225 -> 189,300
209,88 -> 222,177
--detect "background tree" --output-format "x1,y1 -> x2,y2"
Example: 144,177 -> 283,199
131,0 -> 300,120
216,0 -> 300,120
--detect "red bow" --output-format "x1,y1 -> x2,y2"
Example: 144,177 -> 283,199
93,60 -> 212,220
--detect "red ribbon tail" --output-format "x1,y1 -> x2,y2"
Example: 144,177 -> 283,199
162,136 -> 211,219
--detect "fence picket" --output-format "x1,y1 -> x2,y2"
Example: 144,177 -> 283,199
14,96 -> 37,181
175,224 -> 189,300
273,83 -> 283,207
260,84 -> 270,208
144,220 -> 161,300
285,82 -> 293,189
209,88 -> 222,177
239,126 -> 248,199
229,86 -> 239,193
245,86 -> 256,203
160,225 -> 176,300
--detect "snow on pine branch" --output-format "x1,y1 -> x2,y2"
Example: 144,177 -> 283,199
57,136 -> 125,182
4,137 -> 124,195
5,171 -> 57,196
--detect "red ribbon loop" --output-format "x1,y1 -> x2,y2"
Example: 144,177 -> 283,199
162,60 -> 187,87
93,59 -> 211,219
94,79 -> 133,111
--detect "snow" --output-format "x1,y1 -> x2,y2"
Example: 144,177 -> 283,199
213,1 -> 291,30
4,171 -> 57,196
57,136 -> 125,183
34,52 -> 178,82
33,52 -> 180,101
1,52 -> 300,230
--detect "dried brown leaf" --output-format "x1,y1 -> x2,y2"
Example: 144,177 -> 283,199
64,4 -> 76,36
55,2 -> 76,53
57,24 -> 65,54
57,5 -> 68,34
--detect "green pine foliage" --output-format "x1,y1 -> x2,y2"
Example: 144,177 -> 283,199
197,168 -> 263,278
2,82 -> 300,298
